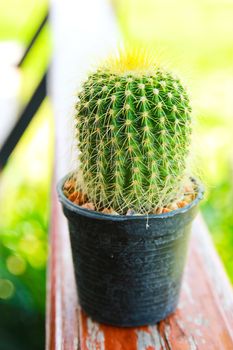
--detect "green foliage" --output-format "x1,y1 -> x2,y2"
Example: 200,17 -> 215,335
0,100 -> 52,350
201,162 -> 233,282
0,1 -> 50,348
0,180 -> 48,350
0,0 -> 47,43
76,65 -> 192,213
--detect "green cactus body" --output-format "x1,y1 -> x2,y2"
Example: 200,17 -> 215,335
75,58 -> 192,214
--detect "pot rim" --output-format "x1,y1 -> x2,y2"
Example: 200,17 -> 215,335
57,173 -> 204,221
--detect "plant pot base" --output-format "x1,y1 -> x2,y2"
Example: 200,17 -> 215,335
81,298 -> 178,327
58,174 -> 203,327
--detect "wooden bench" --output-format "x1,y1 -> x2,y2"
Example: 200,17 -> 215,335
47,1 -> 233,348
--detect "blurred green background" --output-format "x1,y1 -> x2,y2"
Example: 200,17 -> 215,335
115,0 -> 233,280
0,0 -> 232,349
0,1 -> 51,349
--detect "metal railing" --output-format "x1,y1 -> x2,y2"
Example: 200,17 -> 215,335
0,12 -> 49,170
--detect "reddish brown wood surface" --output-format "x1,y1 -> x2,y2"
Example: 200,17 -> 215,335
46,189 -> 233,350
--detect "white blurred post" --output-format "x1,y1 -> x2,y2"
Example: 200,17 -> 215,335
49,0 -> 120,178
47,4 -> 119,348
0,42 -> 22,148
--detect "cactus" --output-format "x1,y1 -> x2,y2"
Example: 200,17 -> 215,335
75,52 -> 192,214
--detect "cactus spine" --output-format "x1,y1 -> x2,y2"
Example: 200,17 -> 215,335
75,52 -> 192,214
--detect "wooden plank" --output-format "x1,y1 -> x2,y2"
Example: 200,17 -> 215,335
47,189 -> 233,349
48,2 -> 233,348
46,184 -> 79,350
47,0 -> 119,345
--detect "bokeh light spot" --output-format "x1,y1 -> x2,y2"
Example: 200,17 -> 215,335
7,255 -> 26,275
0,279 -> 15,299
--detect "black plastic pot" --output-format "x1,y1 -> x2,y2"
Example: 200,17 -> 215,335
57,175 -> 203,327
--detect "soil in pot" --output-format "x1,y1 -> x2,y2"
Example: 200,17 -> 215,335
63,176 -> 197,215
